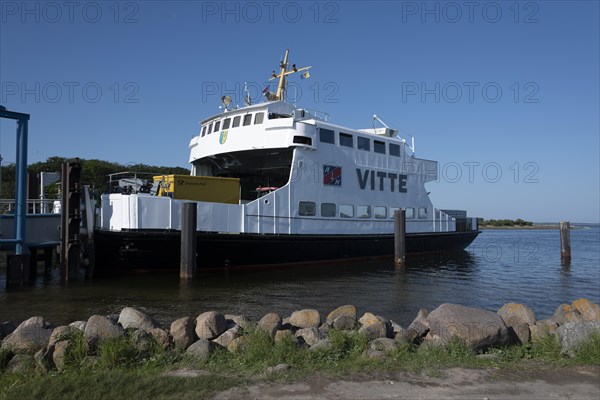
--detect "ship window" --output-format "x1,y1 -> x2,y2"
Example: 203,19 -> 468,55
321,203 -> 336,217
389,207 -> 399,219
358,205 -> 371,219
232,116 -> 241,128
406,207 -> 415,219
340,204 -> 354,218
389,143 -> 401,157
299,201 -> 316,216
269,113 -> 291,119
214,120 -> 221,131
418,207 -> 427,219
201,126 -> 207,137
357,137 -> 370,151
254,113 -> 264,124
223,118 -> 231,129
207,123 -> 213,135
339,132 -> 353,148
293,136 -> 312,146
319,128 -> 335,144
243,114 -> 252,126
374,140 -> 386,154
374,206 -> 387,219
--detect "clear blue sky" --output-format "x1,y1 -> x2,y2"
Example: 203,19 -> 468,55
1,1 -> 598,223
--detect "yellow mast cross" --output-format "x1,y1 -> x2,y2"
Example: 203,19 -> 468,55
268,49 -> 311,101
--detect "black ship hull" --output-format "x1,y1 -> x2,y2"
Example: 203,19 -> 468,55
93,229 -> 480,276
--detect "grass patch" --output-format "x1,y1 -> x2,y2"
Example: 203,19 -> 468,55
1,329 -> 599,399
573,333 -> 600,364
0,368 -> 243,400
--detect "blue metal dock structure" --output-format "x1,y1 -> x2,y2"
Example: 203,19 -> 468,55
0,106 -> 29,255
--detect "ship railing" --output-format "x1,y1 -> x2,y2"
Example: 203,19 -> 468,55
299,107 -> 330,122
0,198 -> 59,215
107,171 -> 166,194
433,209 -> 456,232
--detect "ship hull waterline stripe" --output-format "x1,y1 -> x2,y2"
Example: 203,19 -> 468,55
93,230 -> 479,276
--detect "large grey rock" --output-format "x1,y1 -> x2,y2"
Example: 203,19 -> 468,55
150,327 -> 171,349
332,315 -> 356,331
170,317 -> 196,350
257,313 -> 281,338
571,299 -> 600,322
49,325 -> 78,347
497,303 -> 535,344
551,304 -> 584,326
358,312 -> 381,328
274,329 -> 296,344
427,303 -> 509,351
185,339 -> 214,361
497,303 -> 536,326
213,326 -> 240,348
34,345 -> 55,373
368,338 -> 398,353
407,309 -> 430,340
556,322 -> 600,356
1,316 -> 53,352
224,314 -> 250,329
84,315 -> 124,347
195,312 -> 226,340
53,340 -> 70,370
7,354 -> 34,373
118,307 -> 158,331
530,319 -> 559,342
289,309 -> 321,329
358,320 -> 392,340
326,305 -> 357,324
131,329 -> 154,354
295,327 -> 325,346
69,321 -> 86,332
508,322 -> 531,344
394,326 -> 414,343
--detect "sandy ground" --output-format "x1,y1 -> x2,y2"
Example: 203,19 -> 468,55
212,365 -> 600,400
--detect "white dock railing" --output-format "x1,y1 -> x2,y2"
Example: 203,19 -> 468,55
0,199 -> 59,215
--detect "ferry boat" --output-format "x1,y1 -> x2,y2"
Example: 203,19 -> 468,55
94,50 -> 479,274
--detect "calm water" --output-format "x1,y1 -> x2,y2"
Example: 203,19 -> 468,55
1,227 -> 599,327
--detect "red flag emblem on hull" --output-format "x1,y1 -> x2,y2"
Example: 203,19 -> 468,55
323,165 -> 342,186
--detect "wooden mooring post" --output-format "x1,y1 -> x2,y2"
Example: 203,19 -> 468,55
180,202 -> 197,280
394,209 -> 406,267
560,221 -> 571,265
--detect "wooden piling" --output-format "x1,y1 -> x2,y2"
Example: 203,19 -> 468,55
560,221 -> 571,265
394,209 -> 406,267
6,254 -> 30,288
180,202 -> 197,280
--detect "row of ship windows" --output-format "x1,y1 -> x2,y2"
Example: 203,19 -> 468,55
200,112 -> 267,137
319,128 -> 402,156
298,201 -> 428,219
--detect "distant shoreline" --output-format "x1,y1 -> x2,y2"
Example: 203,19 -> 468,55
479,225 -> 583,230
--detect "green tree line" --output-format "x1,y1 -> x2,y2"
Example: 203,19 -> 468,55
0,156 -> 189,199
478,218 -> 533,226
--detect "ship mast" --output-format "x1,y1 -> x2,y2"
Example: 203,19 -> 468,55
268,49 -> 311,101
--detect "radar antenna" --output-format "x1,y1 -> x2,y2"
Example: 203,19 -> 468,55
266,49 -> 311,101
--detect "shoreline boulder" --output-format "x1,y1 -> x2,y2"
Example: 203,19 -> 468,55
289,309 -> 321,329
170,317 -> 196,350
556,322 -> 600,356
84,315 -> 124,347
118,307 -> 159,332
427,303 -> 509,351
1,317 -> 53,353
195,311 -> 226,340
